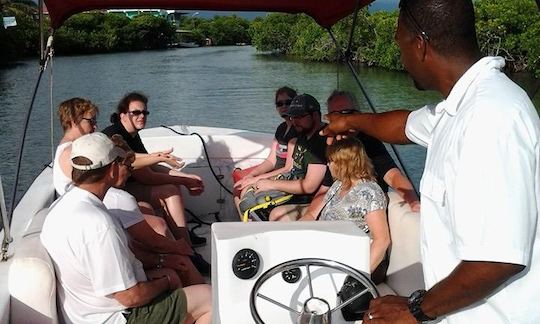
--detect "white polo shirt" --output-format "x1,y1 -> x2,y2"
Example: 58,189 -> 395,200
406,56 -> 540,323
41,186 -> 147,324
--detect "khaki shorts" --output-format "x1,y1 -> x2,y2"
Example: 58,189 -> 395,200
126,288 -> 187,324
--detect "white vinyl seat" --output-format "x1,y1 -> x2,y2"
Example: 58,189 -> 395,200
8,208 -> 60,324
382,191 -> 425,296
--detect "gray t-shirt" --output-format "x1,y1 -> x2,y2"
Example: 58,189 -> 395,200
320,180 -> 387,235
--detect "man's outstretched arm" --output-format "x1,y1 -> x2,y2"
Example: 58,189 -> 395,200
321,110 -> 412,145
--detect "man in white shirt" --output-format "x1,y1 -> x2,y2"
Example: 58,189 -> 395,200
41,133 -> 211,323
322,0 -> 539,323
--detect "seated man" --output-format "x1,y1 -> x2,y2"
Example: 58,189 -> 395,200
300,90 -> 420,221
239,94 -> 332,221
41,133 -> 211,323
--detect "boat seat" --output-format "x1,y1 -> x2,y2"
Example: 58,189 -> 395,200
8,208 -> 61,324
383,191 -> 425,296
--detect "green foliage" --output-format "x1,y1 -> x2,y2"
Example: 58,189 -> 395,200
179,15 -> 251,46
54,12 -> 174,54
250,1 -> 539,76
0,2 -> 39,62
359,11 -> 401,70
249,13 -> 297,53
475,0 -> 540,77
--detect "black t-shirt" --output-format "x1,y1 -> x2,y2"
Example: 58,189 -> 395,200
291,125 -> 333,187
274,122 -> 297,169
356,132 -> 397,193
102,122 -> 148,154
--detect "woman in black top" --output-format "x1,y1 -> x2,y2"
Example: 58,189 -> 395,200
233,86 -> 298,193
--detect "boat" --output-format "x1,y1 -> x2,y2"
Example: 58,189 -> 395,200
1,1 -> 425,323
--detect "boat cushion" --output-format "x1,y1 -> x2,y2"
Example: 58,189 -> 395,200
384,191 -> 425,296
9,208 -> 59,324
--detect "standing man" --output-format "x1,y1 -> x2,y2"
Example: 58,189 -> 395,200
42,133 -> 211,324
322,0 -> 539,323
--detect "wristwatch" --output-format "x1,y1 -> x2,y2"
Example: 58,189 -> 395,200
408,289 -> 436,322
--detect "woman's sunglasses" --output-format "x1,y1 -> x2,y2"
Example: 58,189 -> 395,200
128,110 -> 150,116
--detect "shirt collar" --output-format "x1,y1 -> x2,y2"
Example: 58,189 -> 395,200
443,56 -> 505,116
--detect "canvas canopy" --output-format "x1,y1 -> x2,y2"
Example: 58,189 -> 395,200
43,0 -> 374,29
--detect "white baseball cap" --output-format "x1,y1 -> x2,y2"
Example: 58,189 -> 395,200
71,132 -> 125,170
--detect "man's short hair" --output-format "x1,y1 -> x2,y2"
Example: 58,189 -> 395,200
58,98 -> 98,132
399,0 -> 479,58
327,90 -> 360,111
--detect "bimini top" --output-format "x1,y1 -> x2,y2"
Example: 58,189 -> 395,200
43,0 -> 374,30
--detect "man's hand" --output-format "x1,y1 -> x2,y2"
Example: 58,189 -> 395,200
320,113 -> 357,145
146,267 -> 182,289
254,179 -> 275,193
234,176 -> 257,191
151,148 -> 185,169
363,296 -> 416,324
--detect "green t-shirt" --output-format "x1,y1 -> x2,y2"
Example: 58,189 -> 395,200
289,126 -> 332,185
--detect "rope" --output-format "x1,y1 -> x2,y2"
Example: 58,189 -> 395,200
326,27 -> 420,198
160,125 -> 234,195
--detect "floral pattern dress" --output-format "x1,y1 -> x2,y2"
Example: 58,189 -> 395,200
320,180 -> 387,235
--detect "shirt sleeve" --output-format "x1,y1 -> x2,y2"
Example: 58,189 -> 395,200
453,106 -> 537,266
405,104 -> 442,148
104,192 -> 145,229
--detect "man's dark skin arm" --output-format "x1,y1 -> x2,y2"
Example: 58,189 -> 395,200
321,110 -> 412,145
365,261 -> 525,323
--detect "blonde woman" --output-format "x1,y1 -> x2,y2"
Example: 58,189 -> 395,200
321,138 -> 390,277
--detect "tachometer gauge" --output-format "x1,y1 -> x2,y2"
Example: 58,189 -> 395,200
282,267 -> 302,283
232,248 -> 261,280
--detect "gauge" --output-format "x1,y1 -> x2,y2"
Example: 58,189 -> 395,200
282,267 -> 302,284
232,248 -> 261,280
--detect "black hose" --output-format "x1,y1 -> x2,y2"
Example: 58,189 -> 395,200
160,125 -> 234,195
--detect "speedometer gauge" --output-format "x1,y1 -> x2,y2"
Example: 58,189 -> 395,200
232,248 -> 261,280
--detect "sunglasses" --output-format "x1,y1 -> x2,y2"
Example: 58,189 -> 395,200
329,109 -> 357,115
276,99 -> 293,108
400,1 -> 430,42
128,110 -> 150,116
81,117 -> 97,125
290,113 -> 311,120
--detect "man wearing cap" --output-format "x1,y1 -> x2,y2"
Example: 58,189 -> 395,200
251,94 -> 332,221
41,133 -> 211,324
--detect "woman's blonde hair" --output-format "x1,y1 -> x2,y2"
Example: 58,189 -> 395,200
58,98 -> 99,132
326,138 -> 376,189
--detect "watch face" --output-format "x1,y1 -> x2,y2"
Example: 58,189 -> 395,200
232,248 -> 261,280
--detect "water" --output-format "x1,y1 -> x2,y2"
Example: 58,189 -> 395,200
1,46 -> 538,210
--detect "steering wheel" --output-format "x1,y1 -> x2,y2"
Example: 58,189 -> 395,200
249,258 -> 379,324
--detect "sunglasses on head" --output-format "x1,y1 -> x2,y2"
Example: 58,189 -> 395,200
329,109 -> 357,115
81,117 -> 97,125
128,110 -> 150,116
275,99 -> 293,108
